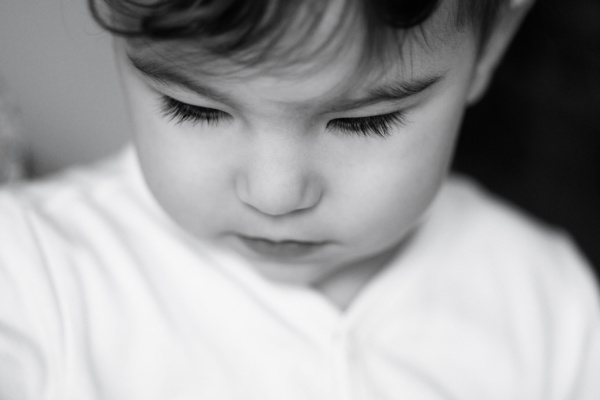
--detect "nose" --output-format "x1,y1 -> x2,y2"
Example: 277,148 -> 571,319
235,138 -> 322,217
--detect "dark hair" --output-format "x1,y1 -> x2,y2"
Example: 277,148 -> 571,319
89,0 -> 506,70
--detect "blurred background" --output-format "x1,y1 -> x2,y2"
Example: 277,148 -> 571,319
0,0 -> 598,275
454,0 -> 600,278
0,0 -> 127,176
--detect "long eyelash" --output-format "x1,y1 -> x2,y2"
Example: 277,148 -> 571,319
328,112 -> 407,138
160,96 -> 228,126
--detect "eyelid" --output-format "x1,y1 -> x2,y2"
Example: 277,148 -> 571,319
328,109 -> 407,126
331,109 -> 401,120
162,96 -> 227,114
160,96 -> 231,125
141,75 -> 235,114
159,93 -> 406,137
327,110 -> 408,138
328,94 -> 420,116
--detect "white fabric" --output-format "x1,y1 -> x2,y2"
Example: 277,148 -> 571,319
1,147 -> 599,400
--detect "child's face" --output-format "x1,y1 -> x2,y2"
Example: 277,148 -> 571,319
114,5 -> 484,285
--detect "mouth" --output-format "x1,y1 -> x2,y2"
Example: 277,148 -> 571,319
236,235 -> 328,259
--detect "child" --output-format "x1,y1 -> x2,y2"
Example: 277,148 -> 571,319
1,0 -> 599,398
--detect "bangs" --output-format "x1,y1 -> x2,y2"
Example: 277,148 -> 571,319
92,0 -> 505,77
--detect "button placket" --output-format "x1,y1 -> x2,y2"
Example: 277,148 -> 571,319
330,324 -> 366,400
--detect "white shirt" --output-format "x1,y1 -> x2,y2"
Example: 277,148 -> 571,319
1,147 -> 599,400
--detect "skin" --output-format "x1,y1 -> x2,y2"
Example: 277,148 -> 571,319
113,0 -> 528,309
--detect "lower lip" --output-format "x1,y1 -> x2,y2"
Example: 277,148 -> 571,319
237,236 -> 326,259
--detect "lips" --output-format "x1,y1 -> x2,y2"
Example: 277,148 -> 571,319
236,235 -> 327,259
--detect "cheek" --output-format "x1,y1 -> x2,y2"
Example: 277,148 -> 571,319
123,80 -> 240,236
335,92 -> 466,247
136,134 -> 237,238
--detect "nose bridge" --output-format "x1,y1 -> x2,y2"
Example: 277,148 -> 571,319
236,132 -> 321,216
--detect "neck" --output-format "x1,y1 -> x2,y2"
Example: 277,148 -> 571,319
312,244 -> 403,310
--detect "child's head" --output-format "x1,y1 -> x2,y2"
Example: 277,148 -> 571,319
91,0 -> 532,286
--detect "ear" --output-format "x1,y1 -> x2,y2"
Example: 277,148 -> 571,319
467,0 -> 535,104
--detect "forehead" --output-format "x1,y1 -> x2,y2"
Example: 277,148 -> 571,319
120,0 -> 473,100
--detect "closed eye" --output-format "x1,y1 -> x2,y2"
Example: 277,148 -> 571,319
327,111 -> 407,138
159,95 -> 407,138
160,96 -> 231,126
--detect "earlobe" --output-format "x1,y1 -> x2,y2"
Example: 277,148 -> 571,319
467,0 -> 535,104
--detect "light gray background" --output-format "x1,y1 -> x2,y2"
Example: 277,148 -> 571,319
0,0 -> 128,176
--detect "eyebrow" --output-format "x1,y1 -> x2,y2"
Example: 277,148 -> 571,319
127,53 -> 444,111
325,74 -> 445,113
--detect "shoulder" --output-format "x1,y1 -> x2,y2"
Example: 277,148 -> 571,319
427,175 -> 600,334
0,145 -> 138,269
0,188 -> 60,398
402,175 -> 600,397
0,148 -> 143,398
0,146 -> 138,218
429,174 -> 600,397
0,146 -> 145,251
0,146 -> 141,318
431,174 -> 598,294
435,174 -> 588,266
